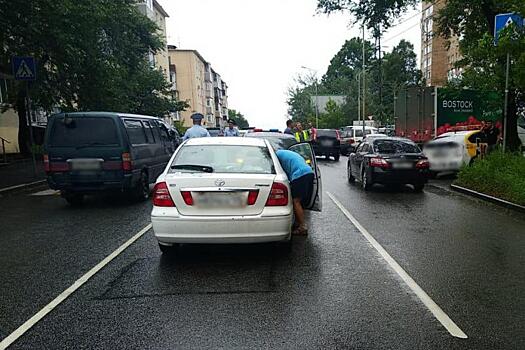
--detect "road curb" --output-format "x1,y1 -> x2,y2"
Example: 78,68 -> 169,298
0,180 -> 47,195
450,184 -> 525,213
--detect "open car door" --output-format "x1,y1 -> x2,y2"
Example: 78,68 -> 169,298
288,142 -> 322,212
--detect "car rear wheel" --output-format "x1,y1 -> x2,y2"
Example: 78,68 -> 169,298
347,164 -> 355,184
64,193 -> 84,206
413,184 -> 425,192
334,154 -> 340,162
159,243 -> 179,255
362,169 -> 372,191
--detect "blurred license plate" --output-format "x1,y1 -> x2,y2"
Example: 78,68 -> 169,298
196,192 -> 244,208
71,160 -> 101,171
393,162 -> 413,169
321,140 -> 333,147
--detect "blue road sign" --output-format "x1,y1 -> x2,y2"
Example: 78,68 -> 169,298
12,56 -> 36,81
494,13 -> 524,44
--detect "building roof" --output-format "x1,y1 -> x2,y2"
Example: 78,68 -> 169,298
153,0 -> 169,18
168,49 -> 208,65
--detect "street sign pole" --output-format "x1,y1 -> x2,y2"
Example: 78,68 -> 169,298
25,82 -> 37,176
503,52 -> 510,152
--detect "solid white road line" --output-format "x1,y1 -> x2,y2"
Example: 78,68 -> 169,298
327,192 -> 468,339
0,223 -> 153,350
30,189 -> 60,196
0,180 -> 46,194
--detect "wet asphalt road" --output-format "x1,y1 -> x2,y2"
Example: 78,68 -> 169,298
0,158 -> 524,349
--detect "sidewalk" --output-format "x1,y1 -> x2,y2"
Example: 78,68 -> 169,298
0,158 -> 46,191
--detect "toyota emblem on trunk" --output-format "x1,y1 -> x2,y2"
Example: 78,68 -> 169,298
215,179 -> 225,187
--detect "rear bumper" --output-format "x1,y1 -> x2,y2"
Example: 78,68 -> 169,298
151,207 -> 292,244
370,168 -> 428,185
313,146 -> 341,155
47,172 -> 138,193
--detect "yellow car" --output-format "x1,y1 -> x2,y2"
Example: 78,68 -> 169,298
423,130 -> 488,174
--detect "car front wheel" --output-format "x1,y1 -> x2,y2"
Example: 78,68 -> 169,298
347,164 -> 355,184
159,243 -> 179,255
413,184 -> 425,192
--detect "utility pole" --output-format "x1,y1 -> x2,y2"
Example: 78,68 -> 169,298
503,52 -> 510,152
362,25 -> 366,136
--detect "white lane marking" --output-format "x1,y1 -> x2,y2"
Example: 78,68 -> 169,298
0,223 -> 153,349
327,192 -> 468,339
0,180 -> 46,194
30,189 -> 59,196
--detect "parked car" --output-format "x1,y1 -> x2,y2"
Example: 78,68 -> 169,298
245,131 -> 297,150
44,112 -> 176,205
423,130 -> 488,176
311,129 -> 341,161
151,137 -> 322,254
207,127 -> 223,137
347,137 -> 429,191
340,126 -> 378,155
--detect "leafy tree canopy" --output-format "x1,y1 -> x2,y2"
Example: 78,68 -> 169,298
228,109 -> 250,128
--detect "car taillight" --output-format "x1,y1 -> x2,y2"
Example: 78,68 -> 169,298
265,182 -> 288,206
122,152 -> 132,171
247,190 -> 259,205
370,157 -> 391,169
336,130 -> 341,141
181,191 -> 194,206
43,154 -> 50,172
416,159 -> 430,169
348,139 -> 355,144
152,182 -> 175,207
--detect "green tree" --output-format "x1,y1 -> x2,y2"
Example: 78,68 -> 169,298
319,99 -> 345,129
436,0 -> 524,150
0,0 -> 188,154
228,109 -> 250,128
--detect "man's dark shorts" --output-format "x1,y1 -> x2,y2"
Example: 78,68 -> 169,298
290,173 -> 314,206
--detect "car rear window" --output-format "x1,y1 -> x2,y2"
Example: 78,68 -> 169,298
316,129 -> 338,137
48,117 -> 120,147
374,140 -> 421,154
354,129 -> 373,137
171,145 -> 275,174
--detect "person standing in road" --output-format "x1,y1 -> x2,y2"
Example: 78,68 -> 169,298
483,120 -> 500,153
183,113 -> 211,140
294,122 -> 310,142
284,120 -> 294,135
223,119 -> 240,137
275,149 -> 314,235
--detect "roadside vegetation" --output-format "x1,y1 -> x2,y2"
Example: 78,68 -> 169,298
456,152 -> 525,206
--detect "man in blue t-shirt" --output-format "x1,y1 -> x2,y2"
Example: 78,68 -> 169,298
276,150 -> 314,235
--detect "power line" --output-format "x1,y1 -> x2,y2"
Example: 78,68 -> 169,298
383,21 -> 421,43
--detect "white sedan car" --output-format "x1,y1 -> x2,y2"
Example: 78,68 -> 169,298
151,137 -> 321,254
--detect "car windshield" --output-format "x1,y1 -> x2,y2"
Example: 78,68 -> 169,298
316,129 -> 337,137
170,145 -> 275,174
374,140 -> 421,154
354,129 -> 373,137
48,117 -> 120,147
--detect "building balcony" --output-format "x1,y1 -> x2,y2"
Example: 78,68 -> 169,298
206,106 -> 213,115
205,72 -> 212,82
136,3 -> 155,21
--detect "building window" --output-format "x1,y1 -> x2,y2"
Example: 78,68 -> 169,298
145,0 -> 153,10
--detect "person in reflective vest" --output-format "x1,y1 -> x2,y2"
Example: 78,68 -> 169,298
294,122 -> 310,142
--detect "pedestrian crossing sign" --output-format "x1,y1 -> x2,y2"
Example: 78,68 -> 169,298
12,56 -> 36,81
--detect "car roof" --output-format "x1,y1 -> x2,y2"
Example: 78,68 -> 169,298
51,111 -> 160,120
246,132 -> 295,139
369,136 -> 416,143
431,130 -> 480,143
185,136 -> 267,147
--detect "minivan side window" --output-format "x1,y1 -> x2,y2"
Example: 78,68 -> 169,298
150,121 -> 162,143
124,119 -> 147,145
142,121 -> 156,144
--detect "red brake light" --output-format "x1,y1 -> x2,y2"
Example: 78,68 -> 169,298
348,139 -> 355,144
336,130 -> 341,141
416,159 -> 430,169
181,191 -> 194,206
265,182 -> 289,206
247,190 -> 259,205
122,153 -> 132,171
43,154 -> 50,172
370,157 -> 391,169
152,182 -> 175,207
312,128 -> 317,141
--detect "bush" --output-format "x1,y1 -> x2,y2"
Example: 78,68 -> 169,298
456,152 -> 525,206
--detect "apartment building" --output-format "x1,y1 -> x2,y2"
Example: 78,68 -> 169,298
420,0 -> 462,87
168,48 -> 229,128
137,0 -> 170,81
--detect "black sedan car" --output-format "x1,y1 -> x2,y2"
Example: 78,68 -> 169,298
347,137 -> 430,191
311,129 -> 341,161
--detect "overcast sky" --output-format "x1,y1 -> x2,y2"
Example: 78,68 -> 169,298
158,0 -> 421,129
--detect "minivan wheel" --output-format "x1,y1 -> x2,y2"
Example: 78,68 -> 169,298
347,164 -> 355,184
133,172 -> 149,202
413,184 -> 425,192
64,193 -> 84,206
334,154 -> 340,162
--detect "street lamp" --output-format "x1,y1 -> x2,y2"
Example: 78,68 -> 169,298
301,66 -> 319,129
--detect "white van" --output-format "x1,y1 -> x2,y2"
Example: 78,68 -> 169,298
340,126 -> 378,155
